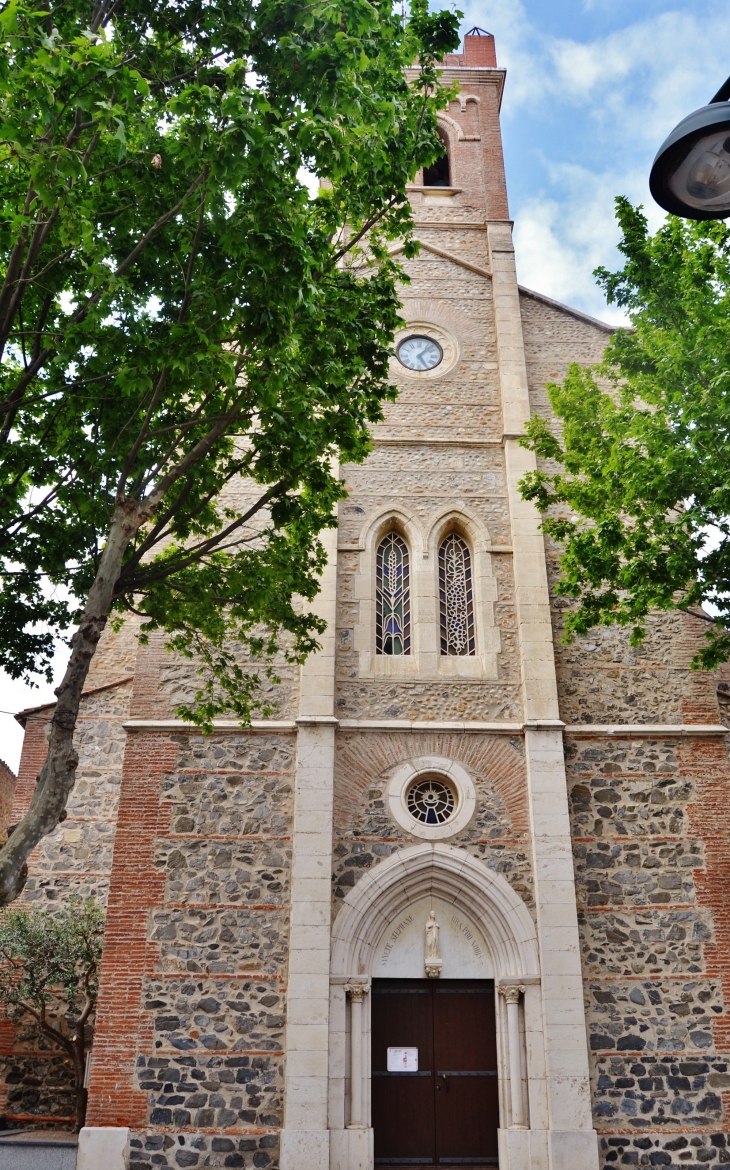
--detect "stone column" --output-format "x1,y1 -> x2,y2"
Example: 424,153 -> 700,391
499,985 -> 526,1128
488,221 -> 599,1170
280,522 -> 339,1170
345,984 -> 368,1128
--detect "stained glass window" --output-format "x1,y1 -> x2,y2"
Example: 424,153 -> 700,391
407,776 -> 456,825
376,533 -> 411,655
439,533 -> 476,656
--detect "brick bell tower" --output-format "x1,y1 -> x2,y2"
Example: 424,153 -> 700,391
13,21 -> 730,1170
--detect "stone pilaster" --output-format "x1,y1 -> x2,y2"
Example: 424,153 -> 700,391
280,523 -> 338,1170
488,221 -> 599,1170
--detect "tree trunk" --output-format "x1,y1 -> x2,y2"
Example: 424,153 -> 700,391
0,498 -> 148,904
71,1025 -> 88,1132
74,1076 -> 88,1132
75,1084 -> 89,1132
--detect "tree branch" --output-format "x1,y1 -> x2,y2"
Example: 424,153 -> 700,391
330,193 -> 404,266
0,169 -> 208,440
118,475 -> 290,591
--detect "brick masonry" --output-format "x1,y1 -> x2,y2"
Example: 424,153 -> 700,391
332,730 -> 531,909
0,677 -> 133,1125
564,718 -> 730,1164
521,239 -> 730,1166
0,760 -> 15,838
85,728 -> 295,1169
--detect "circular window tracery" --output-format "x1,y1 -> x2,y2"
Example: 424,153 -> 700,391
406,775 -> 456,825
388,756 -> 476,841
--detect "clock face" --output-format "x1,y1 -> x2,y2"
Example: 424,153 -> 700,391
397,335 -> 443,372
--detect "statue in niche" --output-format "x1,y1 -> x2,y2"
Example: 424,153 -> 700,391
424,910 -> 442,978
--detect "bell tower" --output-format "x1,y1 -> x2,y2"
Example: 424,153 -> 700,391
409,28 -> 509,220
324,28 -> 602,1170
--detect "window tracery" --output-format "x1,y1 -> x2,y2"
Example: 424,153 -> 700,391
376,533 -> 411,655
439,533 -> 475,655
406,776 -> 456,825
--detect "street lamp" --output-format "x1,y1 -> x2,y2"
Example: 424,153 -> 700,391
650,76 -> 730,220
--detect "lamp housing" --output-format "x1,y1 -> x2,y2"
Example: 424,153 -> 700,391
650,101 -> 730,220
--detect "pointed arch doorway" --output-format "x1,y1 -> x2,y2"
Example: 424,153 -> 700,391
329,843 -> 541,1170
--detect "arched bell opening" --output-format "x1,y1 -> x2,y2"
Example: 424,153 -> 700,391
423,129 -> 450,187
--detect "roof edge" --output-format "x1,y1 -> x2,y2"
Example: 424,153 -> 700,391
14,674 -> 135,727
518,284 -> 617,333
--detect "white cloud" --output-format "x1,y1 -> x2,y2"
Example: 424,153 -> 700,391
458,2 -> 730,131
453,2 -> 730,320
548,9 -> 730,144
457,0 -> 544,106
513,161 -> 665,324
0,649 -> 66,774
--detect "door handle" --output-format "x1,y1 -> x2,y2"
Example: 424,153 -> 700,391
439,1073 -> 449,1093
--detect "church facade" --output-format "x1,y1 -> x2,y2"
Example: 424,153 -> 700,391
8,28 -> 730,1170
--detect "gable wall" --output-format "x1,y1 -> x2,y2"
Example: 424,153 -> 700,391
520,292 -> 730,1167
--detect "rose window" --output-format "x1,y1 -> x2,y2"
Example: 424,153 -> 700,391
406,776 -> 456,826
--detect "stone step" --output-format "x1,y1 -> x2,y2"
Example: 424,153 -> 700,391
0,1133 -> 78,1170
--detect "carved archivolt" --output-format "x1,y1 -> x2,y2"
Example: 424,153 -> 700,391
437,111 -> 465,141
331,841 -> 539,980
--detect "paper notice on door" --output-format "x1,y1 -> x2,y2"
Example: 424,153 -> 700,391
387,1047 -> 418,1072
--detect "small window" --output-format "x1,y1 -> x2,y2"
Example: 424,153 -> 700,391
376,533 -> 411,655
423,130 -> 450,187
439,533 -> 475,655
406,775 -> 456,826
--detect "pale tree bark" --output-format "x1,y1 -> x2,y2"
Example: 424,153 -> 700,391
0,497 -> 148,904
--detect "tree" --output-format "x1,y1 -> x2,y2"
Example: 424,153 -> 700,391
0,898 -> 104,1130
519,197 -> 730,667
0,0 -> 461,902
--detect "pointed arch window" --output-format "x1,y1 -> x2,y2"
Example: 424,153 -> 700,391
439,533 -> 475,656
376,533 -> 411,655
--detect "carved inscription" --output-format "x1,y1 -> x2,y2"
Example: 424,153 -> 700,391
451,913 -> 484,959
380,913 -> 414,966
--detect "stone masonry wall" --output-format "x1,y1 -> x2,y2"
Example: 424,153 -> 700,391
568,731 -> 730,1169
0,679 -> 133,1127
83,728 -> 294,1170
128,631 -> 299,726
521,291 -> 730,1164
332,730 -> 533,911
120,480 -> 301,726
16,681 -> 133,909
519,290 -> 613,425
377,260 -> 499,444
336,246 -> 522,722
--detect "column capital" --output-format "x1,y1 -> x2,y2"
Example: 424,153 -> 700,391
498,984 -> 525,1004
345,983 -> 368,1003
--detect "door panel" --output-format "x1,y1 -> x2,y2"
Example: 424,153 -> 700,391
372,980 -> 499,1169
372,982 -> 435,1165
433,986 -> 499,1166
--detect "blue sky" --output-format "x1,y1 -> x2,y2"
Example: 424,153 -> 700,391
1,0 -> 729,768
458,0 -> 730,323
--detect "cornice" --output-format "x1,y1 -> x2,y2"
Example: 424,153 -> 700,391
405,65 -> 506,109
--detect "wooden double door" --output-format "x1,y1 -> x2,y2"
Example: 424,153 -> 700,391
371,979 -> 499,1169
